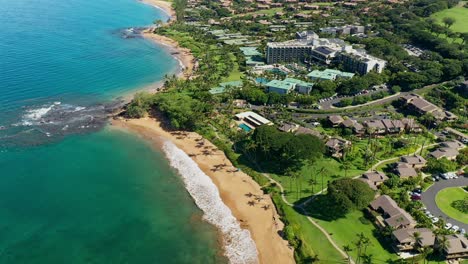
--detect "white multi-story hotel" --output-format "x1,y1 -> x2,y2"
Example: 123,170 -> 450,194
266,31 -> 386,75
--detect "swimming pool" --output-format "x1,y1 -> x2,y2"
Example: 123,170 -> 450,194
238,123 -> 252,132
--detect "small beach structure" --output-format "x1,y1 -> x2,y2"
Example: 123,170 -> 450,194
234,111 -> 272,131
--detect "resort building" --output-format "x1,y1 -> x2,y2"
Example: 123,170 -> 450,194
325,137 -> 351,158
234,111 -> 272,131
320,25 -> 365,36
440,234 -> 468,260
266,80 -> 295,94
278,122 -> 299,133
307,69 -> 355,81
240,47 -> 264,66
393,162 -> 419,178
400,94 -> 458,121
428,148 -> 459,160
338,51 -> 387,74
369,195 -> 416,229
359,171 -> 388,190
400,155 -> 427,169
341,119 -> 365,134
391,228 -> 435,252
282,78 -> 314,94
266,32 -> 386,74
328,115 -> 344,127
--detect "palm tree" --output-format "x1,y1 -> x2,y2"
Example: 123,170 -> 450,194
343,244 -> 352,264
361,253 -> 373,264
340,160 -> 352,178
435,235 -> 450,256
411,232 -> 422,264
419,245 -> 433,264
442,17 -> 456,28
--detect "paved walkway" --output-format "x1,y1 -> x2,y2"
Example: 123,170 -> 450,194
260,172 -> 353,263
421,177 -> 468,230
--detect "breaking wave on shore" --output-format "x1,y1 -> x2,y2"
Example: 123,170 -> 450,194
162,140 -> 259,264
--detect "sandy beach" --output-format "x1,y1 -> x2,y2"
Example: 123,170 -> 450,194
139,0 -> 176,19
112,117 -> 295,264
142,31 -> 195,79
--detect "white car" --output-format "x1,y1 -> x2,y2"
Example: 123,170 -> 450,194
425,210 -> 431,215
461,229 -> 466,235
452,225 -> 459,232
445,223 -> 453,229
431,217 -> 439,223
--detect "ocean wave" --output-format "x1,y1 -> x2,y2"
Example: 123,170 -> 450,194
162,140 -> 259,264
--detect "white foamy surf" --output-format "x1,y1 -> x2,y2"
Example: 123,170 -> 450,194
162,140 -> 259,264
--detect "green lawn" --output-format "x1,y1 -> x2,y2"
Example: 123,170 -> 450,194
271,157 -> 364,203
222,53 -> 243,82
312,210 -> 398,263
272,194 -> 346,263
431,4 -> 468,33
435,187 -> 468,224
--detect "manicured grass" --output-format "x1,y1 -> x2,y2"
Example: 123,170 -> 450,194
271,157 -> 365,203
431,5 -> 468,33
272,193 -> 346,263
312,210 -> 398,263
222,53 -> 243,82
435,187 -> 468,224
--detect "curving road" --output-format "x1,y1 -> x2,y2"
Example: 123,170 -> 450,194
421,177 -> 468,231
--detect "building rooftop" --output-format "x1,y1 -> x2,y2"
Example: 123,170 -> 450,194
445,234 -> 468,254
240,47 -> 262,57
400,155 -> 427,166
393,228 -> 435,246
307,70 -> 336,80
266,80 -> 295,91
283,78 -> 314,87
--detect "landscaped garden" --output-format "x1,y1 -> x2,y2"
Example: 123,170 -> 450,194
431,3 -> 468,33
435,187 -> 468,224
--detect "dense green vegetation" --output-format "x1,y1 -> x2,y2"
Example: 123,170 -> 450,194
126,0 -> 468,262
424,157 -> 459,174
247,125 -> 324,173
305,178 -> 374,220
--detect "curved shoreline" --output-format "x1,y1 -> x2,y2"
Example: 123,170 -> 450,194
120,1 -> 295,263
111,117 -> 295,264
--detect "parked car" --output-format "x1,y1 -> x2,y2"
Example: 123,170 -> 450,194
461,228 -> 466,235
411,195 -> 421,200
452,225 -> 459,232
431,217 -> 439,223
445,223 -> 453,229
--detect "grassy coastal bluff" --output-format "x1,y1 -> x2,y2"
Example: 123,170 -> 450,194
121,0 -> 468,263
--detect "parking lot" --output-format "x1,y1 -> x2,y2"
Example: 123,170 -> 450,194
421,176 -> 468,232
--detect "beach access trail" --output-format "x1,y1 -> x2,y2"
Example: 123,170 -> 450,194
112,117 -> 295,264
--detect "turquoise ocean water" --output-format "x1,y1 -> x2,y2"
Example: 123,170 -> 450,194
0,0 -> 227,263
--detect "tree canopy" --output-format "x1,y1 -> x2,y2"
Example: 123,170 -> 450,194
250,125 -> 324,172
326,178 -> 375,218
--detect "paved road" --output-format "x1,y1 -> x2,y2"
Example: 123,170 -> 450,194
421,177 -> 468,231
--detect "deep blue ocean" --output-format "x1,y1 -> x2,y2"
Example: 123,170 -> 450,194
0,0 -> 226,263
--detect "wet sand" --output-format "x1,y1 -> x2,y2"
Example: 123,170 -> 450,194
112,117 -> 295,264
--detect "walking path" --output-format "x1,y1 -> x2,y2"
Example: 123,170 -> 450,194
260,172 -> 353,263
